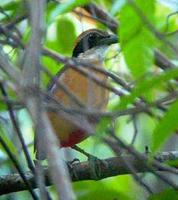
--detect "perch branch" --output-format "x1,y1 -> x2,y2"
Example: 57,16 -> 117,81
0,151 -> 177,195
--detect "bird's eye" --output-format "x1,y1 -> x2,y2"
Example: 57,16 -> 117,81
88,33 -> 95,41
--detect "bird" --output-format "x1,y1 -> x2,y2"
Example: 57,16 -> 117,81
35,29 -> 118,159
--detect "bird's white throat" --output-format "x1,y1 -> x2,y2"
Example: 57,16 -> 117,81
78,45 -> 108,61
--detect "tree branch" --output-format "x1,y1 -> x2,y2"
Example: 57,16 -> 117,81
0,151 -> 177,195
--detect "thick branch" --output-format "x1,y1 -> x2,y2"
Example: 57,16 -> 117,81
0,151 -> 177,195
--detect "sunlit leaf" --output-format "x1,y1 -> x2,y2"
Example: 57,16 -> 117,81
74,181 -> 133,200
120,0 -> 155,77
1,0 -> 25,22
42,56 -> 63,88
152,99 -> 178,151
57,17 -> 77,55
2,0 -> 20,11
117,68 -> 178,109
96,117 -> 111,136
0,126 -> 18,155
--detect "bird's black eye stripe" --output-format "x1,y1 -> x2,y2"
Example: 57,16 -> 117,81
88,33 -> 96,41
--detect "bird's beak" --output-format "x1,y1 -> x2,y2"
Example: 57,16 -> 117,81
97,34 -> 118,46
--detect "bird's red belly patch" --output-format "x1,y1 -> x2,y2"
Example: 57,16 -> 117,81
60,129 -> 87,147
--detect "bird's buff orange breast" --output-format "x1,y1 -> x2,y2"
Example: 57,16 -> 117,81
48,62 -> 109,147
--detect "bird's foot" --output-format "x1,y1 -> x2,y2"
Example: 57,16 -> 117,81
72,145 -> 108,180
66,158 -> 80,180
87,155 -> 108,180
67,158 -> 80,165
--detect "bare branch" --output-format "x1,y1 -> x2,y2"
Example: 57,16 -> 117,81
0,83 -> 34,172
0,134 -> 38,199
0,151 -> 177,195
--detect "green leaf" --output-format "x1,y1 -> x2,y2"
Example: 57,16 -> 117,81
149,189 -> 178,200
56,17 -> 77,55
152,99 -> 178,151
0,125 -> 18,155
42,56 -> 63,88
45,16 -> 76,55
2,0 -> 20,11
1,0 -> 25,22
73,181 -> 132,200
117,68 -> 178,110
119,0 -> 155,77
95,117 -> 111,136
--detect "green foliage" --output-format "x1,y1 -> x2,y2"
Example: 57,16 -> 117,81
119,0 -> 155,77
96,117 -> 111,136
0,125 -> 18,155
2,0 -> 21,11
117,68 -> 178,109
73,180 -> 133,200
56,17 -> 77,55
1,0 -> 24,21
46,15 -> 77,55
152,99 -> 178,151
149,189 -> 178,200
43,16 -> 77,86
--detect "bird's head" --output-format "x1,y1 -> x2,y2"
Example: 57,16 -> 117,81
72,29 -> 118,58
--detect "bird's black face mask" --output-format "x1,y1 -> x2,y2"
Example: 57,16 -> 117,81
72,30 -> 118,57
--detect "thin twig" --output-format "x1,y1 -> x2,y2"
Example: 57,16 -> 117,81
107,134 -> 178,189
0,83 -> 35,172
104,135 -> 153,194
0,134 -> 38,199
131,115 -> 138,145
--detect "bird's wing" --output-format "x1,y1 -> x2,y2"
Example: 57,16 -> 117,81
47,65 -> 69,92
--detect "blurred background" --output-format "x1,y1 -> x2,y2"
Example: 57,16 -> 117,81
0,0 -> 178,199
